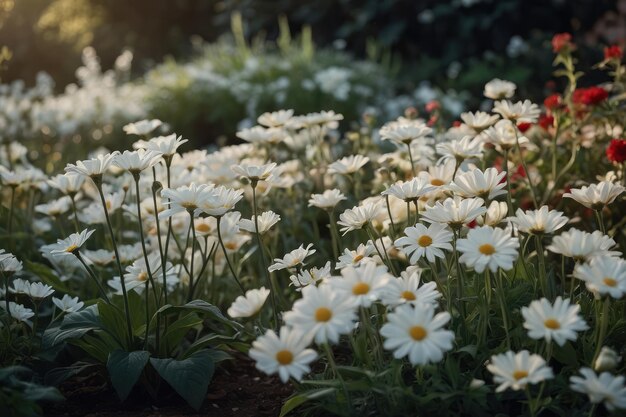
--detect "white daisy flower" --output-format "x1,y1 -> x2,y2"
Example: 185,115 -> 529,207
493,100 -> 540,123
563,181 -> 625,210
337,201 -> 384,235
249,327 -> 318,383
160,183 -> 213,218
236,126 -> 285,144
382,177 -> 436,202
487,350 -> 554,392
134,133 -> 188,157
594,347 -> 621,372
457,226 -> 519,273
0,251 -> 22,273
238,210 -> 281,234
231,162 -> 277,181
436,136 -> 483,164
122,252 -> 176,292
26,282 -> 55,300
283,284 -> 358,345
47,173 -> 85,196
570,368 -> 626,411
483,119 -> 529,151
200,186 -> 244,217
289,262 -> 332,290
308,189 -> 346,209
478,201 -> 509,226
449,167 -> 507,200
380,303 -> 454,366
114,149 -> 163,175
547,229 -> 620,262
484,78 -> 516,100
123,119 -> 163,136
394,223 -> 453,264
573,257 -> 626,298
268,244 -> 316,272
422,196 -> 487,229
329,262 -> 392,308
509,206 -> 568,235
328,155 -> 370,175
227,287 -> 270,318
379,121 -> 433,146
52,294 -> 84,314
336,244 -> 377,269
460,111 -> 500,134
83,249 -> 116,267
64,152 -> 119,179
6,302 -> 35,323
521,296 -> 588,346
380,269 -> 441,308
257,109 -> 294,128
49,229 -> 95,256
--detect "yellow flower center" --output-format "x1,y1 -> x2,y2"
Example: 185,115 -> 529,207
401,291 -> 416,301
181,202 -> 197,210
409,325 -> 428,341
418,235 -> 433,247
225,242 -> 237,250
353,254 -> 364,263
352,282 -> 370,295
137,272 -> 148,282
431,179 -> 445,186
106,201 -> 112,210
275,350 -> 293,365
603,277 -> 617,287
513,370 -> 529,380
479,244 -> 496,255
544,318 -> 560,330
66,244 -> 78,253
315,307 -> 333,322
196,223 -> 211,233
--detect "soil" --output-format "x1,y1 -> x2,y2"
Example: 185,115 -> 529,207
44,354 -> 294,417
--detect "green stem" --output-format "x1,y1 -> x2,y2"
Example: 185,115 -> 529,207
502,148 -> 514,215
216,216 -> 245,294
252,183 -> 278,329
406,142 -> 417,177
512,121 -> 538,208
134,176 -> 159,306
95,181 -> 133,344
592,298 -> 611,366
74,251 -> 110,303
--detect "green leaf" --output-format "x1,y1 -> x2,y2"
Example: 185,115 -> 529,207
43,305 -> 100,348
552,342 -> 578,366
44,362 -> 99,386
164,313 -> 203,349
98,301 -> 128,347
184,333 -> 236,357
107,350 -> 151,401
279,388 -> 336,417
24,261 -> 71,293
150,349 -> 215,410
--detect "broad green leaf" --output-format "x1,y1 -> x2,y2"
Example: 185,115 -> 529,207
184,333 -> 236,357
164,312 -> 203,348
98,301 -> 129,347
150,349 -> 215,410
43,305 -> 100,348
24,261 -> 71,293
44,362 -> 99,386
279,388 -> 336,417
107,350 -> 151,401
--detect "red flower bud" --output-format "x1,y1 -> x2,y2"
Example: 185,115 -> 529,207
606,139 -> 626,163
544,94 -> 562,111
604,45 -> 623,60
517,122 -> 532,133
538,115 -> 554,130
572,86 -> 608,106
425,100 -> 440,113
552,33 -> 574,53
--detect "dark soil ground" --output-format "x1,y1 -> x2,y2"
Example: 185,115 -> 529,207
44,354 -> 293,417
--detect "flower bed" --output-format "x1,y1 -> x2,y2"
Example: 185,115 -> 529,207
1,36 -> 626,416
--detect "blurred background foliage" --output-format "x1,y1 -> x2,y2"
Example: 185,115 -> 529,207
1,0 -> 624,90
0,0 -> 624,153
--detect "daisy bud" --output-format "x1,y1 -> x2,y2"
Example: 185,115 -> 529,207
594,347 -> 621,372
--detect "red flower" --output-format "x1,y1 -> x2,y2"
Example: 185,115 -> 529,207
538,115 -> 554,130
544,94 -> 562,111
604,45 -> 623,60
425,100 -> 440,113
552,33 -> 574,53
517,122 -> 532,133
466,219 -> 477,229
572,87 -> 608,106
427,115 -> 438,126
606,139 -> 626,163
452,120 -> 462,127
